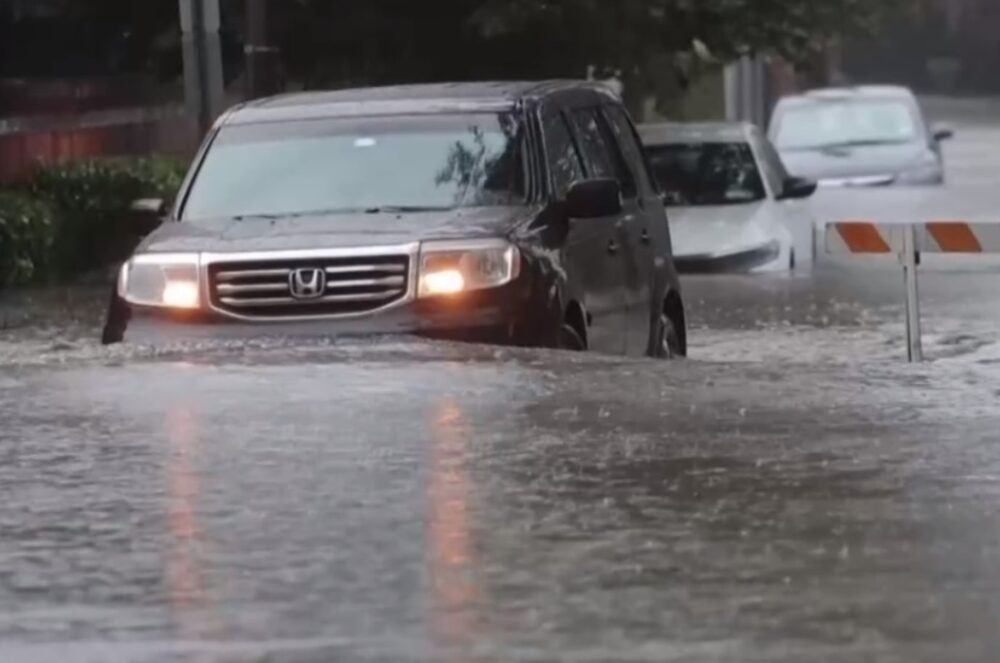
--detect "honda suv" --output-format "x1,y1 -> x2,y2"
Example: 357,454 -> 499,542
104,81 -> 687,357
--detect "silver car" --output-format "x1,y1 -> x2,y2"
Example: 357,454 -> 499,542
768,86 -> 953,187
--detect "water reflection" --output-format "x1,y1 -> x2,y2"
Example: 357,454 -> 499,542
426,399 -> 486,659
165,404 -> 222,641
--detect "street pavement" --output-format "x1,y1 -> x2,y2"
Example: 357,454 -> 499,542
2,97 -> 1000,662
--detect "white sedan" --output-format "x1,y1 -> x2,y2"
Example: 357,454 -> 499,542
639,122 -> 817,272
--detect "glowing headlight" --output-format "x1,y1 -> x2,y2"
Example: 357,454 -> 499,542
119,253 -> 201,309
418,240 -> 520,298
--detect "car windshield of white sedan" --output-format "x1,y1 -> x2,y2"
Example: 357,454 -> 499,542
647,142 -> 766,206
774,100 -> 919,151
181,113 -> 524,220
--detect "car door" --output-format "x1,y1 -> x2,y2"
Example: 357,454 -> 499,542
750,127 -> 813,267
545,109 -> 627,355
600,104 -> 664,355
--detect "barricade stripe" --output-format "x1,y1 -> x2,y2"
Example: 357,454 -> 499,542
835,222 -> 892,253
926,222 -> 983,253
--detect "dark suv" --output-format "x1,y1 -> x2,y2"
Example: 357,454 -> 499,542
104,81 -> 686,357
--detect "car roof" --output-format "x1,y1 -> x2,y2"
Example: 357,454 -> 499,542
777,85 -> 917,107
222,81 -> 619,126
638,122 -> 753,145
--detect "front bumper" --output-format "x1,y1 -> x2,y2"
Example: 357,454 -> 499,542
104,280 -> 550,347
673,240 -> 783,274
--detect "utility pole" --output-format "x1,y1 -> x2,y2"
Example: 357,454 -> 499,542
725,56 -> 768,127
245,0 -> 280,100
179,0 -> 225,134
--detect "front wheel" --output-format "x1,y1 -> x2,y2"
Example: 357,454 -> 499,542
651,312 -> 683,359
558,323 -> 586,352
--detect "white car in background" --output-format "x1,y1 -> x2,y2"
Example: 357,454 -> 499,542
639,122 -> 817,272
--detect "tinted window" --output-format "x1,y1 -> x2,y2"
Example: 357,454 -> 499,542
182,113 -> 524,221
568,109 -> 616,180
542,113 -> 585,199
570,108 -> 637,198
773,100 -> 920,150
603,105 -> 652,195
646,142 -> 766,207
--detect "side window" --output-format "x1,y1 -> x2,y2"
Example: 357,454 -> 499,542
751,129 -> 789,196
603,105 -> 653,196
542,113 -> 585,199
569,108 -> 637,198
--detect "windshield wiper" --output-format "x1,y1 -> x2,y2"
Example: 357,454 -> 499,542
821,139 -> 910,150
231,212 -> 286,221
231,208 -> 368,221
229,206 -> 453,221
364,205 -> 454,214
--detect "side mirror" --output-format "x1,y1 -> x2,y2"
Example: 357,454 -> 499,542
565,178 -> 623,218
131,198 -> 168,215
932,124 -> 955,142
128,198 -> 169,236
777,176 -> 817,201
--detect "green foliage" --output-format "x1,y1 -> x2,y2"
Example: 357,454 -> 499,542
28,157 -> 186,278
0,157 -> 187,288
0,192 -> 57,287
273,0 -> 905,88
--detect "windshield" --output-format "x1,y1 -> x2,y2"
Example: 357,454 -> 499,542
646,142 -> 766,207
181,113 -> 524,220
773,100 -> 920,150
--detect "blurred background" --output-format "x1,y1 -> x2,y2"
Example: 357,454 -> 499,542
1,0 -> 997,181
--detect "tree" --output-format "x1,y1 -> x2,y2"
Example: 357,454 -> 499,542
267,0 -> 905,112
470,0 -> 908,108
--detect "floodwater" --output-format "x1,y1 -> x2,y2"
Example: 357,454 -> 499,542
2,97 -> 1000,662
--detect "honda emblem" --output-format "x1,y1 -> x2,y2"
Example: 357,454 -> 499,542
289,268 -> 326,300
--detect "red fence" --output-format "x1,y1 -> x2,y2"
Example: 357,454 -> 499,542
0,106 -> 200,181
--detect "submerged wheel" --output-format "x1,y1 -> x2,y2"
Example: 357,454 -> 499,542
652,312 -> 683,359
558,322 -> 586,352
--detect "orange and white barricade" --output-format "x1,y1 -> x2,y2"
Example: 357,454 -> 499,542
827,221 -> 1000,255
825,220 -> 1000,362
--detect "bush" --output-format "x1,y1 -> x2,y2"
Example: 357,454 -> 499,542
0,191 -> 57,287
28,157 -> 188,278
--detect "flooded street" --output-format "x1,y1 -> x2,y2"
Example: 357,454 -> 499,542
3,98 -> 1000,662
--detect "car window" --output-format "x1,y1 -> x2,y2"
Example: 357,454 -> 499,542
646,141 -> 767,207
542,113 -> 586,199
181,112 -> 524,221
568,108 -> 637,198
568,108 -> 615,179
602,105 -> 652,196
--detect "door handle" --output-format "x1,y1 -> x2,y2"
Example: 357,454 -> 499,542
640,229 -> 651,245
607,239 -> 620,255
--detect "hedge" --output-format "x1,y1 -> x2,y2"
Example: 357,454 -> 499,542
0,157 -> 187,288
0,191 -> 57,287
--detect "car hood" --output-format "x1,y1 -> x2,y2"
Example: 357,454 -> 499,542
138,207 -> 530,254
778,142 -> 929,182
667,202 -> 780,258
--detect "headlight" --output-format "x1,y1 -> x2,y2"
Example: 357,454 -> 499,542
418,240 -> 520,298
119,253 -> 201,309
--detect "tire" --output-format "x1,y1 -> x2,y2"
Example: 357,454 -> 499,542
101,285 -> 127,345
558,323 -> 586,352
652,312 -> 682,359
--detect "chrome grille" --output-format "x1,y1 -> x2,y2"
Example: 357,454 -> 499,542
208,255 -> 410,319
